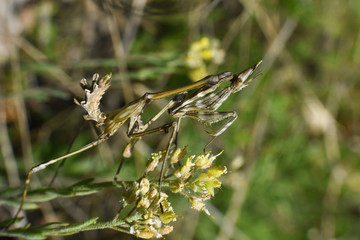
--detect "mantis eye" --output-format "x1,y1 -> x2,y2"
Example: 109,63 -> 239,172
218,72 -> 234,81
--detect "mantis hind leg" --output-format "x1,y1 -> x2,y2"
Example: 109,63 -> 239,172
184,111 -> 238,151
48,121 -> 87,187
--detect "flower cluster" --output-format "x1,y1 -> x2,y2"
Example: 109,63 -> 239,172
119,178 -> 178,239
168,150 -> 227,216
185,37 -> 225,81
117,148 -> 227,239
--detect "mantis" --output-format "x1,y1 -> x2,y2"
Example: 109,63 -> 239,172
9,60 -> 262,227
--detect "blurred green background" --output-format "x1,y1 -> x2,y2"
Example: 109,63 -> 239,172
0,0 -> 359,239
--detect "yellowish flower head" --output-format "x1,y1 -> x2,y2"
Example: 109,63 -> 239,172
185,36 -> 225,81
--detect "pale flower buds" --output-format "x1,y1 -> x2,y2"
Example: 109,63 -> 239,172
170,147 -> 187,164
75,73 -> 111,125
145,150 -> 165,174
207,165 -> 228,178
189,196 -> 205,211
174,155 -> 195,179
194,151 -> 223,169
121,149 -> 227,239
139,178 -> 150,195
169,179 -> 184,193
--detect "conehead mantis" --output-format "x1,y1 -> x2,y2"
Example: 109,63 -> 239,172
9,60 -> 262,227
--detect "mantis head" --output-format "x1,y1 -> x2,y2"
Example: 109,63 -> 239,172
230,60 -> 262,93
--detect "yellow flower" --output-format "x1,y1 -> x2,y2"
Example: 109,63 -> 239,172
139,178 -> 150,195
188,65 -> 208,82
137,197 -> 151,209
169,179 -> 184,193
171,147 -> 187,164
160,210 -> 178,224
145,150 -> 165,173
189,196 -> 206,211
185,52 -> 203,68
200,49 -> 214,60
194,151 -> 222,169
174,155 -> 195,179
199,37 -> 210,49
190,41 -> 202,52
207,165 -> 228,177
185,36 -> 225,81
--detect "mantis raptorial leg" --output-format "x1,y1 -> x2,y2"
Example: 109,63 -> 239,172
168,60 -> 262,148
48,122 -> 86,187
